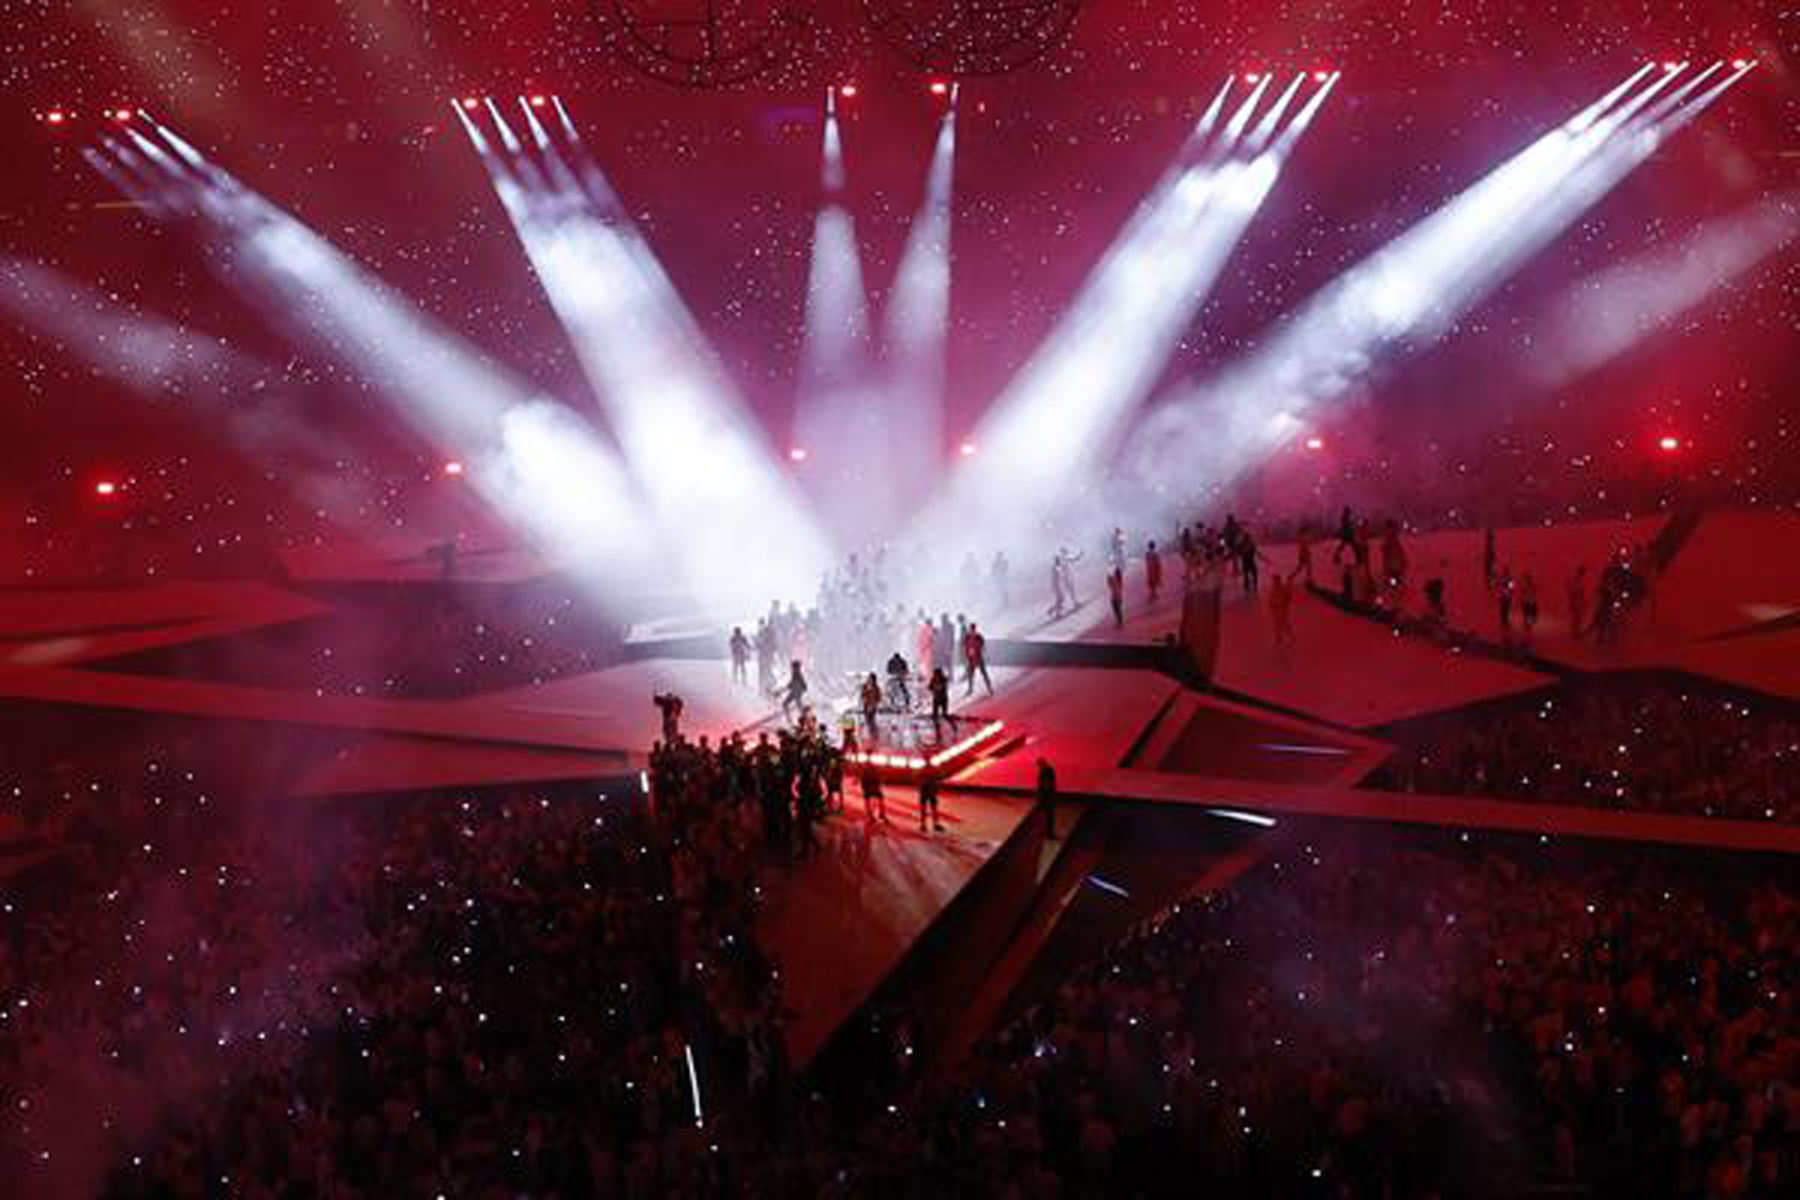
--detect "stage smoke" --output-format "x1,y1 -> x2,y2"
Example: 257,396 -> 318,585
92,123 -> 661,608
792,89 -> 885,544
909,73 -> 1337,567
1527,190 -> 1798,390
1118,62 -> 1753,520
883,99 -> 959,518
458,98 -> 834,610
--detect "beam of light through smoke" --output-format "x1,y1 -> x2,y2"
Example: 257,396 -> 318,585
95,122 -> 661,604
792,88 -> 885,543
883,98 -> 959,518
0,257 -> 391,524
1116,63 -> 1753,514
909,74 -> 1337,563
458,98 -> 834,609
1525,190 -> 1798,390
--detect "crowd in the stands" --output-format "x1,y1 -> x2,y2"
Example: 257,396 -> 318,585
850,832 -> 1799,1199
1378,676 -> 1800,824
0,728 -> 822,1197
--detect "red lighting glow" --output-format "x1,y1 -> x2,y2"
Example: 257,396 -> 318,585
529,94 -> 548,108
1244,72 -> 1262,83
1661,60 -> 1681,72
44,109 -> 68,125
460,96 -> 481,111
1304,436 -> 1325,452
1657,435 -> 1682,453
928,80 -> 950,96
112,108 -> 135,122
94,480 -> 117,497
845,720 -> 1006,774
1731,58 -> 1754,70
839,83 -> 858,98
442,460 -> 465,477
1313,70 -> 1332,82
788,447 -> 808,463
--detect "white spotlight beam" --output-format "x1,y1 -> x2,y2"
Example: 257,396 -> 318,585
1244,73 -> 1306,154
908,74 -> 1335,561
1119,64 -> 1752,506
1525,189 -> 1798,390
792,88 -> 882,541
459,100 -> 834,610
95,128 -> 659,603
0,257 -> 387,522
883,99 -> 959,512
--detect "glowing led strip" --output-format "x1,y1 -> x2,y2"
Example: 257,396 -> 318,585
845,720 -> 1006,772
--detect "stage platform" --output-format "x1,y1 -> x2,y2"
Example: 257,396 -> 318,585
8,510 -> 1800,1060
1360,510 -> 1800,700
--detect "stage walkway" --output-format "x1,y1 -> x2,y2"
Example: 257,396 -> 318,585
959,755 -> 1800,856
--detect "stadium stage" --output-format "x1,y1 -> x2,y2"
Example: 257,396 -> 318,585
2,510 -> 1798,1068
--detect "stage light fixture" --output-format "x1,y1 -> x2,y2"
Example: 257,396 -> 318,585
839,83 -> 858,98
1304,435 -> 1325,451
1658,435 -> 1681,452
1662,60 -> 1681,72
1313,70 -> 1331,82
44,109 -> 68,125
112,108 -> 134,122
1244,72 -> 1261,83
443,459 -> 465,477
94,480 -> 117,496
529,94 -> 548,108
928,79 -> 949,96
1730,58 -> 1753,70
460,96 -> 481,111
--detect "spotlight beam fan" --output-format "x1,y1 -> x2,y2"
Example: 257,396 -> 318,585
909,71 -> 1338,559
1118,62 -> 1757,510
91,121 -> 661,607
457,97 -> 835,610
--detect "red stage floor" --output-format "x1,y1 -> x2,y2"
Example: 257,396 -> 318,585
9,510 -> 1800,1051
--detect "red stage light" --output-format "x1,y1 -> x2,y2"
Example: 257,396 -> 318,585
529,94 -> 548,108
839,83 -> 858,98
928,80 -> 949,96
1313,70 -> 1331,82
443,460 -> 465,477
44,109 -> 68,125
1661,60 -> 1681,72
788,447 -> 809,463
1304,436 -> 1325,452
94,480 -> 117,497
1731,57 -> 1754,70
112,108 -> 134,122
1657,435 -> 1681,453
1244,72 -> 1262,83
460,96 -> 480,111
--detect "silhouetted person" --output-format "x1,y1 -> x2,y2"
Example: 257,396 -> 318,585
1145,540 -> 1164,602
1037,757 -> 1059,841
861,764 -> 888,824
781,660 -> 808,722
885,650 -> 911,709
928,667 -> 953,740
653,692 -> 684,741
918,772 -> 944,833
962,622 -> 993,696
860,672 -> 883,740
728,626 -> 751,685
